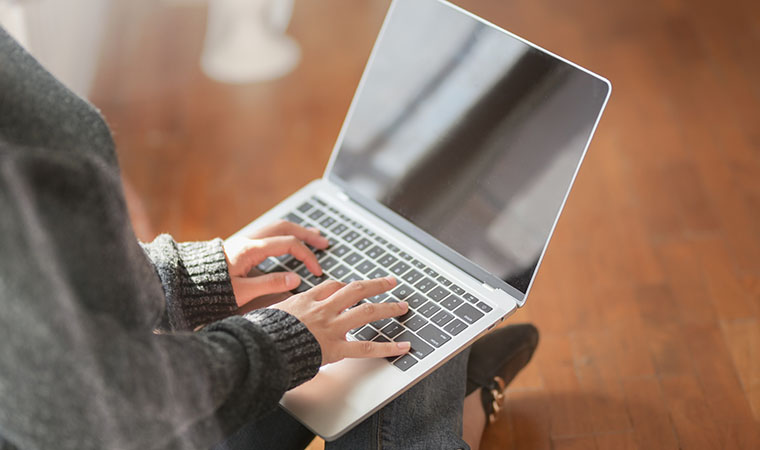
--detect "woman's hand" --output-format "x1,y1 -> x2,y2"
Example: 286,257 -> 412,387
272,277 -> 411,365
223,220 -> 329,307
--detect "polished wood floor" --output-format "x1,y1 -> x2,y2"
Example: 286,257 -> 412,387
90,0 -> 760,448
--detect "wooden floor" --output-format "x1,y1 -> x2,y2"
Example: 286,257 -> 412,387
90,0 -> 760,448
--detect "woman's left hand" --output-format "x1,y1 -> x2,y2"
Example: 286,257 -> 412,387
223,220 -> 329,307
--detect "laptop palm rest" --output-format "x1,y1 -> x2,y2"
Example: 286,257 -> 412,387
280,357 -> 408,440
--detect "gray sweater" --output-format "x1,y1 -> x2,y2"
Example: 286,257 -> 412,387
0,27 -> 321,450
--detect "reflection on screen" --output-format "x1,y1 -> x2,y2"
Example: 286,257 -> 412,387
331,0 -> 609,293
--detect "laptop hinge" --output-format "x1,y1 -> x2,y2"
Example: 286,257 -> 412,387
336,190 -> 350,202
481,282 -> 498,292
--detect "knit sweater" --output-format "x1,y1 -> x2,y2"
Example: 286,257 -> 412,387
0,27 -> 321,450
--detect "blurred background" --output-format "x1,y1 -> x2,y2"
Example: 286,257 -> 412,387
2,0 -> 758,448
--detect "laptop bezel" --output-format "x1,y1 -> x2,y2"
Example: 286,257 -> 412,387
322,0 -> 612,307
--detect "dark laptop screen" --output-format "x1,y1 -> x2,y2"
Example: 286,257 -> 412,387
329,0 -> 609,296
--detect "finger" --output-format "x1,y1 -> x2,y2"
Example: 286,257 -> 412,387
250,220 -> 329,249
328,276 -> 397,311
301,279 -> 345,301
338,300 -> 408,332
258,236 -> 323,275
231,272 -> 300,306
341,340 -> 411,359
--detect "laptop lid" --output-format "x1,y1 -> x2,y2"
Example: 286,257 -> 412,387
324,0 -> 611,307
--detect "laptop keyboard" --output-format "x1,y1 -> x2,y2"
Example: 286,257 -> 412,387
252,196 -> 494,372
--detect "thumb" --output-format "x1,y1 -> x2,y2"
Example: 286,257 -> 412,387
231,272 -> 301,306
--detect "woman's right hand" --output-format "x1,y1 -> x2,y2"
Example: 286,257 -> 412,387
272,276 -> 411,365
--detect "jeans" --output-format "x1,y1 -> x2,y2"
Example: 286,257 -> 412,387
215,348 -> 471,450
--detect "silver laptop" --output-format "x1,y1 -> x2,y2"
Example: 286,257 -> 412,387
232,0 -> 610,440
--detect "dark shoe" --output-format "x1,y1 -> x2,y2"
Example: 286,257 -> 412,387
466,324 -> 539,423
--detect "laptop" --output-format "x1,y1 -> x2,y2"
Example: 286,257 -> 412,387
231,0 -> 610,440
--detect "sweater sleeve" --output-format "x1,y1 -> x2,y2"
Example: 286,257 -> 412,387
0,146 -> 322,450
140,234 -> 239,331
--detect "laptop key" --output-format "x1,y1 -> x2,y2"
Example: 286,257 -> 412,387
399,251 -> 413,261
450,284 -> 465,295
406,293 -> 427,309
393,354 -> 418,371
256,257 -> 277,272
354,238 -> 373,251
397,308 -> 415,323
367,293 -> 388,303
418,301 -> 441,318
332,223 -> 348,236
476,302 -> 493,313
373,335 -> 390,343
443,319 -> 466,336
463,293 -> 478,304
297,202 -> 313,213
307,273 -> 330,285
424,267 -> 439,278
331,244 -> 351,257
366,245 -> 386,259
355,326 -> 378,341
394,331 -> 434,359
344,252 -> 364,266
381,321 -> 404,339
405,315 -> 427,331
308,210 -> 324,220
378,254 -> 398,268
436,276 -> 452,286
390,261 -> 411,276
412,259 -> 425,269
414,277 -> 435,293
320,216 -> 337,228
296,265 -> 311,279
453,303 -> 484,324
343,273 -> 362,284
431,310 -> 454,327
343,231 -> 360,242
285,258 -> 302,270
418,324 -> 451,347
392,284 -> 414,300
330,265 -> 350,279
367,268 -> 389,279
427,286 -> 450,302
402,269 -> 423,284
371,317 -> 391,330
320,256 -> 339,271
441,295 -> 464,311
284,213 -> 303,224
356,260 -> 376,274
293,281 -> 312,294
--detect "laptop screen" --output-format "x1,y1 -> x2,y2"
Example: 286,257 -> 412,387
328,0 -> 610,298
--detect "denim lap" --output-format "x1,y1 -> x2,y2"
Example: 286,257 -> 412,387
215,348 -> 471,450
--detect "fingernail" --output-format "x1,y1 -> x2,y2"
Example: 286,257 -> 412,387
286,273 -> 300,284
398,301 -> 408,311
397,342 -> 411,350
385,276 -> 397,285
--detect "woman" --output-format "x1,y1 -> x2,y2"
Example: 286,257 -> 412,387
0,27 -> 537,450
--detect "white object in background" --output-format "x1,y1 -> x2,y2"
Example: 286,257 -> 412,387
0,0 -> 111,99
201,0 -> 300,84
0,0 -> 29,48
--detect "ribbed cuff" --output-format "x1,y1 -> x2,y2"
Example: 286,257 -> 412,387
244,308 -> 322,390
142,235 -> 238,331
